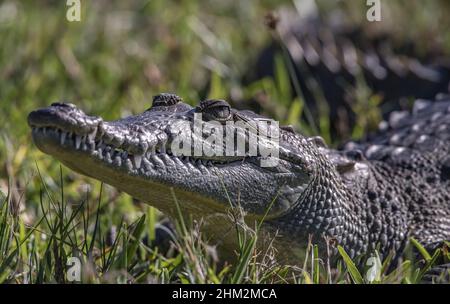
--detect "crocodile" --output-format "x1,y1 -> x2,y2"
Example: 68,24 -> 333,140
28,93 -> 450,270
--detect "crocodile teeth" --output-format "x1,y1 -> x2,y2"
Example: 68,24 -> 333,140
105,151 -> 112,163
60,132 -> 67,145
75,135 -> 82,149
88,128 -> 97,142
113,155 -> 122,167
97,148 -> 103,159
133,154 -> 143,169
125,158 -> 133,171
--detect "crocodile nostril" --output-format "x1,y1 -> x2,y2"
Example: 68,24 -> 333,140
51,102 -> 77,108
152,93 -> 183,107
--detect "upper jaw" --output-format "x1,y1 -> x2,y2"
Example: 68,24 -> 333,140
27,103 -> 251,171
27,103 -> 164,154
28,102 -> 102,135
27,102 -> 305,174
28,103 -> 166,170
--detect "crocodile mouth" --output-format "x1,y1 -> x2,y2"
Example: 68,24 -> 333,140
30,125 -> 250,175
29,122 -> 264,218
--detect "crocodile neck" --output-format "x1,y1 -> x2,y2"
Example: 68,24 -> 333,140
270,148 -> 370,259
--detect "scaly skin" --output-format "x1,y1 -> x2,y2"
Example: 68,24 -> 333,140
28,93 -> 450,265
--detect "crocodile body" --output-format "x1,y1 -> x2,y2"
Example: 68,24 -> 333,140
244,10 -> 450,139
28,94 -> 450,266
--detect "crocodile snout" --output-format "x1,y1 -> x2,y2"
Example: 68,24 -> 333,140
28,102 -> 102,134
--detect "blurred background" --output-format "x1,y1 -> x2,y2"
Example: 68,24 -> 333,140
0,0 -> 449,283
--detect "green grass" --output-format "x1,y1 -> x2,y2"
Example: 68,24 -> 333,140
1,169 -> 447,283
2,169 -> 449,283
0,0 -> 449,283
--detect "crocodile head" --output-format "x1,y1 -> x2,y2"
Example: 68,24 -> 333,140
28,93 -> 324,252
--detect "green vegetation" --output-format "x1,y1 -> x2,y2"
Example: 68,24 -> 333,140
0,0 -> 449,283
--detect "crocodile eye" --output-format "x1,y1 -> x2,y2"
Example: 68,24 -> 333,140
151,93 -> 183,107
198,99 -> 232,122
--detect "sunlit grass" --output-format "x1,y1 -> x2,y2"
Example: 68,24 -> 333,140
0,171 -> 447,283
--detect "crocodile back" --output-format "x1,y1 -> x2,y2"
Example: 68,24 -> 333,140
344,97 -> 450,252
351,98 -> 450,176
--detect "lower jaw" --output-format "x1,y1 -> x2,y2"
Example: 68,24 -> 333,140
31,130 -> 230,214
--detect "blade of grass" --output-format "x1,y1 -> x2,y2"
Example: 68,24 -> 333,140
338,246 -> 364,284
410,238 -> 432,261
